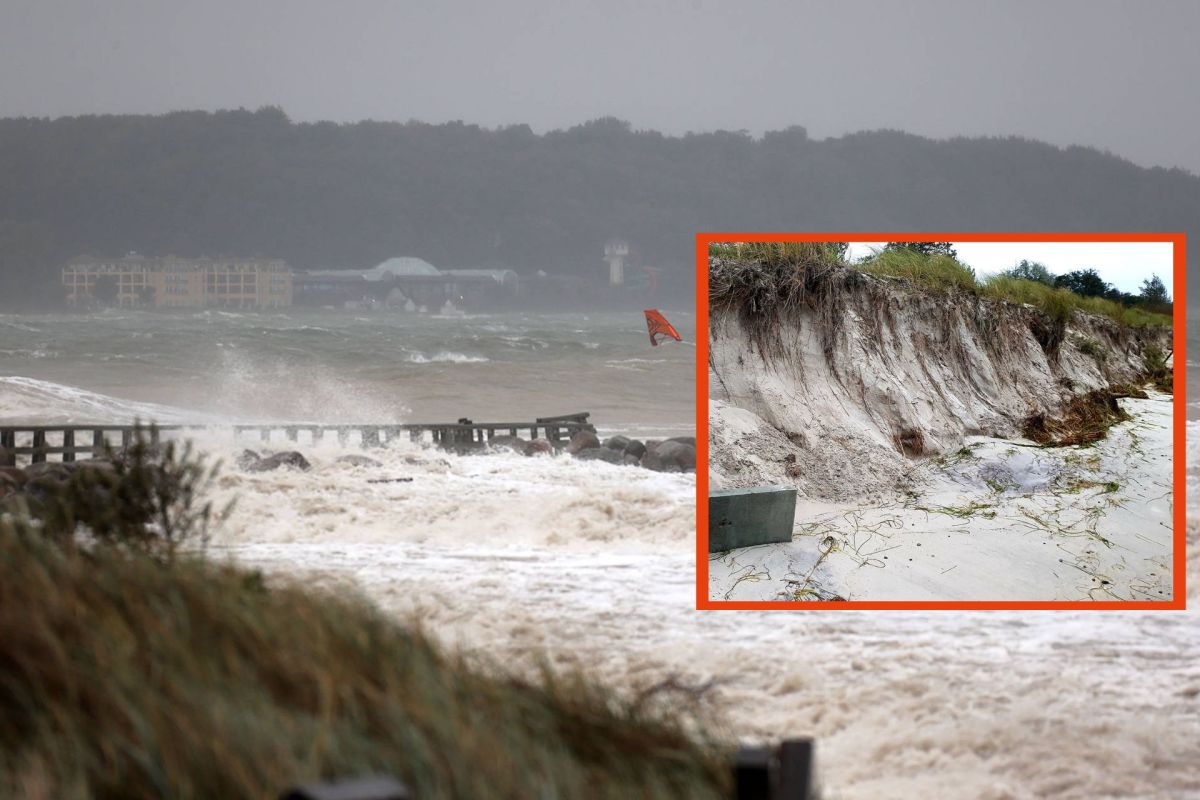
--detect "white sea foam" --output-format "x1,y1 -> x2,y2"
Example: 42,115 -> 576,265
405,352 -> 489,364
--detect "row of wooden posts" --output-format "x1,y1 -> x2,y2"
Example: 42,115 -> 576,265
0,413 -> 595,467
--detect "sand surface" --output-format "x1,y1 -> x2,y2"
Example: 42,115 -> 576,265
711,394 -> 1174,602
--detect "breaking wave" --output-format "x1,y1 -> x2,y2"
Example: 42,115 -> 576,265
0,375 -> 208,424
405,352 -> 489,364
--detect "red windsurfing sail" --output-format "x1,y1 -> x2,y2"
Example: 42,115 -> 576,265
645,309 -> 682,346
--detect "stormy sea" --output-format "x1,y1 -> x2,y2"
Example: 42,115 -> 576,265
2,309 -> 1197,798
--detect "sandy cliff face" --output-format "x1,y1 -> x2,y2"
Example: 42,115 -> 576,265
710,267 -> 1169,500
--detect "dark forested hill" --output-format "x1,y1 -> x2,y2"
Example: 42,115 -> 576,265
1,107 -> 1197,306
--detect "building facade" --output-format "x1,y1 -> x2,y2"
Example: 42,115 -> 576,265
293,257 -> 519,310
63,254 -> 292,309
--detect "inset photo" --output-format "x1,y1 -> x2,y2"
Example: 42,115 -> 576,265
698,234 -> 1185,608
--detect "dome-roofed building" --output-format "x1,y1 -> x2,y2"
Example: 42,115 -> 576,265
294,257 -> 519,310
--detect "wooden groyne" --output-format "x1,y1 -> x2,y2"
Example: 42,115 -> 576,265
0,413 -> 595,467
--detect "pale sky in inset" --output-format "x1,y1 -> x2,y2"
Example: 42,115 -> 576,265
1,0 -> 1198,174
846,242 -> 1174,296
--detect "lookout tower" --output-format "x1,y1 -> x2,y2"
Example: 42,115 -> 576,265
604,240 -> 629,287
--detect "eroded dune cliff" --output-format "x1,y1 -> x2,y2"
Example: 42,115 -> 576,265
709,262 -> 1170,500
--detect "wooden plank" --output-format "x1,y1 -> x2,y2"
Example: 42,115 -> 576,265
62,430 -> 76,462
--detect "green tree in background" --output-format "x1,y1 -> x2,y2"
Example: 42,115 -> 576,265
1140,274 -> 1169,304
885,242 -> 958,259
1054,268 -> 1114,299
1004,259 -> 1055,286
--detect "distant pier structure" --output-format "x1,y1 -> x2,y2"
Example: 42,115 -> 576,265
604,240 -> 629,287
0,413 -> 597,466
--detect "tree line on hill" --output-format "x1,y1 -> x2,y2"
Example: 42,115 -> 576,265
1,107 -> 1198,308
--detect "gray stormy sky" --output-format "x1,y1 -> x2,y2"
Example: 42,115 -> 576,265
2,0 -> 1198,174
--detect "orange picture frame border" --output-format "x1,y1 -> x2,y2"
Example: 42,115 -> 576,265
695,232 -> 1187,611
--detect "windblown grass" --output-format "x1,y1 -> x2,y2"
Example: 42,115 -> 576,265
0,447 -> 729,800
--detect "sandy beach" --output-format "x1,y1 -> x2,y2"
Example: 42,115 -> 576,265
711,393 -> 1173,601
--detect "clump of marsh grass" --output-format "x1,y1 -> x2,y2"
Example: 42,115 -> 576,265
0,453 -> 730,800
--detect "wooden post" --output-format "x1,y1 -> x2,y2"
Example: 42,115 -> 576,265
313,428 -> 324,444
31,430 -> 46,464
260,427 -> 270,444
286,427 -> 298,442
121,429 -> 132,449
63,430 -> 76,462
0,429 -> 15,467
363,427 -> 380,448
337,429 -> 349,447
93,429 -> 104,455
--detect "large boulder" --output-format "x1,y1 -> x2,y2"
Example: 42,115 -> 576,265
246,451 -> 311,472
524,438 -> 553,456
24,461 -> 72,481
336,454 -> 382,468
642,440 -> 696,472
22,473 -> 70,502
236,449 -> 262,470
623,439 -> 647,460
487,435 -> 529,453
565,430 -> 601,455
663,436 -> 696,448
64,458 -> 115,473
575,447 -> 625,465
603,435 -> 632,452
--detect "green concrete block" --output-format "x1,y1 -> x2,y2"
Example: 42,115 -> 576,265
708,486 -> 797,552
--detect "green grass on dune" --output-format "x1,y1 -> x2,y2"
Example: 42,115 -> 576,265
856,248 -> 978,294
709,243 -> 1172,329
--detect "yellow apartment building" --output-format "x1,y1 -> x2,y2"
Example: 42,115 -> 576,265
63,254 -> 292,309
